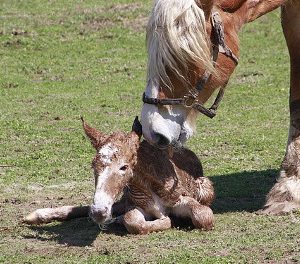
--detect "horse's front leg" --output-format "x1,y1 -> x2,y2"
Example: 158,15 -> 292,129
172,196 -> 214,230
261,2 -> 300,215
122,208 -> 171,235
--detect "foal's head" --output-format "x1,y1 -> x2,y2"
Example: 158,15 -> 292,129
82,117 -> 142,225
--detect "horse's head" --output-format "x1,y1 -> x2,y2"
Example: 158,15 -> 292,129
82,117 -> 142,225
141,0 -> 281,148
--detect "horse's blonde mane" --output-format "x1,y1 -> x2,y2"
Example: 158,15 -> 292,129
146,0 -> 214,88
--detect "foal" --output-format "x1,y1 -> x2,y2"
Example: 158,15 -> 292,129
24,118 -> 214,234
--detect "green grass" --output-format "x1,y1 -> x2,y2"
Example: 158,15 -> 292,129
1,1 -> 299,263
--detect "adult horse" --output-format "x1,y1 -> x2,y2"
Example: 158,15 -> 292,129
140,0 -> 300,215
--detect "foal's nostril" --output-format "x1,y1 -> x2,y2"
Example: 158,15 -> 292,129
95,206 -> 108,215
90,205 -> 109,222
153,132 -> 171,147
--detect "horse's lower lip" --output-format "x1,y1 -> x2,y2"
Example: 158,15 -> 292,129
151,139 -> 182,151
152,143 -> 169,150
171,139 -> 183,150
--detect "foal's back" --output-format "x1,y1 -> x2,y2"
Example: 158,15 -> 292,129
132,141 -> 209,205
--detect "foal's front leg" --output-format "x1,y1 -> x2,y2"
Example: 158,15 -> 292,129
23,205 -> 90,224
261,2 -> 300,215
122,208 -> 171,235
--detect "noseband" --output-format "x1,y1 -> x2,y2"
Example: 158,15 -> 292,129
142,11 -> 239,119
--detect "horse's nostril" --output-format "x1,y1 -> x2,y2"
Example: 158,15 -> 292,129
153,133 -> 171,147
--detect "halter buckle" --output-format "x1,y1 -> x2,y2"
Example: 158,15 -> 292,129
184,95 -> 196,108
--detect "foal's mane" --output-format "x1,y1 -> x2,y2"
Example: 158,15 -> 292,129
146,0 -> 213,88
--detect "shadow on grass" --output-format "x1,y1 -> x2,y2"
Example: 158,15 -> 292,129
24,217 -> 129,247
24,217 -> 99,247
211,168 -> 278,213
24,169 -> 278,246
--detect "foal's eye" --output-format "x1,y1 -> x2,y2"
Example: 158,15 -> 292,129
119,165 -> 128,171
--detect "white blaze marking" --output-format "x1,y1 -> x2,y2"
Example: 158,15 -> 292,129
99,143 -> 118,165
141,77 -> 195,144
93,167 -> 114,211
145,78 -> 159,97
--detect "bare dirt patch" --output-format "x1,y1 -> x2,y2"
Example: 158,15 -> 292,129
79,3 -> 146,33
82,17 -> 115,31
78,3 -> 142,15
123,15 -> 148,32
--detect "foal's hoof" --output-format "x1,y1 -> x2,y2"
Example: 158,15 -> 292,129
192,206 -> 214,231
22,208 -> 53,225
22,211 -> 42,225
258,202 -> 300,215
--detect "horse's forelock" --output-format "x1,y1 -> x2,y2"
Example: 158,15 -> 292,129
147,0 -> 214,89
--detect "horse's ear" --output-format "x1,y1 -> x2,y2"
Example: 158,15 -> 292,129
217,0 -> 285,23
131,116 -> 142,140
218,0 -> 245,12
243,0 -> 285,23
81,117 -> 106,149
195,0 -> 214,18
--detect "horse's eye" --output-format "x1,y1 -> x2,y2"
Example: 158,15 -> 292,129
119,165 -> 128,171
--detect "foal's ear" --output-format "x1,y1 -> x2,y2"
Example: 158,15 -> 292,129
81,117 -> 106,149
131,116 -> 142,139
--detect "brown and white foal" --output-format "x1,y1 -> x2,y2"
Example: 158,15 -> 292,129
24,118 -> 214,234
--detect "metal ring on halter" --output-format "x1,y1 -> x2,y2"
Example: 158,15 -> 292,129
184,95 -> 196,108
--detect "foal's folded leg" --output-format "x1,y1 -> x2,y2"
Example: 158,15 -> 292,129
122,208 -> 171,234
172,196 -> 214,230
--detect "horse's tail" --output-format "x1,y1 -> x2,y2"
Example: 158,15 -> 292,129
22,205 -> 90,225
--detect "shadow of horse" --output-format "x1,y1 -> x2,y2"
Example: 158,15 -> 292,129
211,168 -> 277,213
23,169 -> 277,246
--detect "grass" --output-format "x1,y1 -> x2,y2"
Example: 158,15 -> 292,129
1,1 -> 299,263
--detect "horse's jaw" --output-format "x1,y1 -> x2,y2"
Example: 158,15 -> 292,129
140,103 -> 197,148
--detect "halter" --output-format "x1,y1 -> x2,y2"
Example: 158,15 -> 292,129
142,11 -> 239,119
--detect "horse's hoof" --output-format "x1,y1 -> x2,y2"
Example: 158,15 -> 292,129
257,202 -> 300,215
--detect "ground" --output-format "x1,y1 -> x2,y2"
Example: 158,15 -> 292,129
0,1 -> 300,263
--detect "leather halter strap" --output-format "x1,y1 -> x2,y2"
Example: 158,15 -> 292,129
142,11 -> 239,119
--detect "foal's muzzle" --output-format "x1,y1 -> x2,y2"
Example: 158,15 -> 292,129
89,204 -> 111,224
